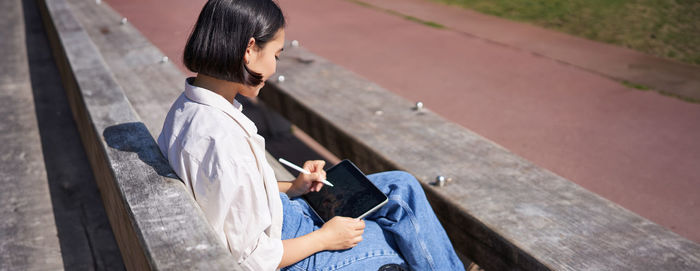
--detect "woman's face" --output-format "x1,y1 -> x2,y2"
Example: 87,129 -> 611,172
242,28 -> 285,97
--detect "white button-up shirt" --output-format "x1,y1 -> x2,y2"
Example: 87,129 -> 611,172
158,78 -> 283,270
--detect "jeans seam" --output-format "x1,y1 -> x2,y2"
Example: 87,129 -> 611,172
390,195 -> 437,270
321,250 -> 401,271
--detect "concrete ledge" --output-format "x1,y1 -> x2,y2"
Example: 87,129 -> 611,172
38,0 -> 240,269
259,44 -> 700,270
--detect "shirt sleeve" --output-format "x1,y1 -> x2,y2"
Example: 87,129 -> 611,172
182,137 -> 283,271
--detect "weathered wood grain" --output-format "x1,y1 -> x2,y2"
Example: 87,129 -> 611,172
259,43 -> 700,270
0,0 -> 64,269
21,0 -> 125,267
38,0 -> 241,269
62,0 -> 181,137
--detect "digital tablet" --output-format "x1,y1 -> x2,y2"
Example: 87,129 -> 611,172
302,160 -> 388,223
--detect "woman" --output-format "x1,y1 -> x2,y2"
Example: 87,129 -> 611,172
158,0 -> 465,270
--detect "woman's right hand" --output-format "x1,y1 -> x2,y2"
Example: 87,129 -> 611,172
318,216 -> 365,250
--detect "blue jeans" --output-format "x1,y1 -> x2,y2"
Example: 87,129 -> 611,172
281,171 -> 465,271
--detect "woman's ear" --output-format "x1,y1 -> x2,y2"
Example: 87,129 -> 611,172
244,37 -> 256,65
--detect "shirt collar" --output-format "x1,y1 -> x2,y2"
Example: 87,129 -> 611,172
183,77 -> 258,137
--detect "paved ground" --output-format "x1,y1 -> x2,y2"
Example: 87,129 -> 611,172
105,0 -> 700,243
0,0 -> 124,269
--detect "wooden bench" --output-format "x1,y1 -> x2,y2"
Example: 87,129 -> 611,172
257,44 -> 700,270
0,0 -> 63,268
39,0 -> 246,269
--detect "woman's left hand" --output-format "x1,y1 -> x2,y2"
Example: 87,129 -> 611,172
288,160 -> 326,197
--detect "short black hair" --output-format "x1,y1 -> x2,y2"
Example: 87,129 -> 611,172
184,0 -> 285,86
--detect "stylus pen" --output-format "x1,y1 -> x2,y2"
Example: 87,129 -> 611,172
278,158 -> 334,187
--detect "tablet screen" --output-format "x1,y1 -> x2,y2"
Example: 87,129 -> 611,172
302,160 -> 388,222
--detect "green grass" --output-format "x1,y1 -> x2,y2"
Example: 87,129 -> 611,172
658,89 -> 700,103
429,0 -> 700,66
402,14 -> 446,29
620,80 -> 700,103
622,80 -> 651,90
349,0 -> 445,29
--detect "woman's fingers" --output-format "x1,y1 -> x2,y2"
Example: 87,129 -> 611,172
314,160 -> 326,171
353,236 -> 363,244
303,160 -> 322,171
301,172 -> 325,193
304,160 -> 326,173
346,235 -> 362,248
354,219 -> 365,230
310,179 -> 323,192
313,181 -> 323,191
319,216 -> 367,249
302,160 -> 327,190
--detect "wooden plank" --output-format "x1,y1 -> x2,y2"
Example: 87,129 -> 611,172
258,43 -> 700,270
0,0 -> 64,269
38,0 -> 241,269
21,0 -> 125,267
63,0 -> 181,137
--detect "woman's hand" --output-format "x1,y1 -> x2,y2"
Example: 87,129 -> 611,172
278,216 -> 365,268
318,217 -> 365,250
287,160 -> 326,198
